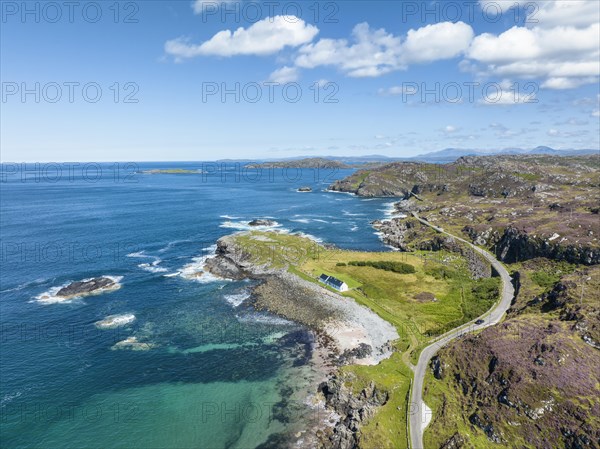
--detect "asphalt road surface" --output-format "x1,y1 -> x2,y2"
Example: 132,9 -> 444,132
409,213 -> 515,449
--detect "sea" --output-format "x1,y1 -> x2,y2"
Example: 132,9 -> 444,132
0,162 -> 398,449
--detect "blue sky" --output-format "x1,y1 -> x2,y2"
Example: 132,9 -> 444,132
1,0 -> 599,161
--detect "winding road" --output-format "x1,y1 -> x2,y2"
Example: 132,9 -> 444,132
408,213 -> 515,449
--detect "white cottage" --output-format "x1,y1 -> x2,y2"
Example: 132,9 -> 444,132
318,274 -> 349,292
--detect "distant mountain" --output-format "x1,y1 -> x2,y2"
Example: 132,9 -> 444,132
217,147 -> 598,166
411,146 -> 598,162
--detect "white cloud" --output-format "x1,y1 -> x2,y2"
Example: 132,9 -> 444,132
479,0 -> 599,28
295,22 -> 403,77
402,22 -> 474,64
592,110 -> 600,118
165,16 -> 319,58
542,76 -> 599,90
468,25 -> 599,64
267,66 -> 299,83
378,86 -> 409,96
547,128 -> 560,136
466,20 -> 600,89
192,0 -> 236,15
444,125 -> 458,134
295,21 -> 473,78
533,0 -> 600,29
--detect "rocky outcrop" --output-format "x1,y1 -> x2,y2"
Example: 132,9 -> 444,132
248,219 -> 278,227
56,277 -> 119,298
317,373 -> 389,449
495,226 -> 600,265
439,432 -> 465,449
298,186 -> 312,192
430,355 -> 445,380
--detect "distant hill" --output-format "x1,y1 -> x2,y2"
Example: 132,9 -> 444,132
409,146 -> 599,162
226,148 -> 599,167
245,158 -> 352,169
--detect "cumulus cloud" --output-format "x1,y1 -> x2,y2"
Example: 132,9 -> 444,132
165,16 -> 319,58
402,22 -> 474,63
267,66 -> 299,83
295,22 -> 403,77
466,15 -> 600,89
533,0 -> 600,29
542,76 -> 599,90
295,21 -> 473,77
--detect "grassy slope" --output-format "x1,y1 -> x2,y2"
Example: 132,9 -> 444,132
231,231 -> 500,449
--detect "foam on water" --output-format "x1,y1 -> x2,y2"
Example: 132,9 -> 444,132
224,291 -> 250,308
179,253 -> 230,284
220,220 -> 282,231
138,260 -> 168,273
235,312 -> 296,326
127,251 -> 168,273
157,239 -> 192,253
111,336 -> 156,351
324,189 -> 355,196
342,210 -> 366,217
95,313 -> 136,329
380,201 -> 408,218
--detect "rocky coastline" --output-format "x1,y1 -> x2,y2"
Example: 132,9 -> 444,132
204,233 -> 399,449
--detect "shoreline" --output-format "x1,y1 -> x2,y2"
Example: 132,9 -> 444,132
204,232 -> 399,449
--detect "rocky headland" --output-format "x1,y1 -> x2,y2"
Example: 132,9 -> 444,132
204,232 -> 399,449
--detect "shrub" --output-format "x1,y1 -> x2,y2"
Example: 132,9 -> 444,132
348,260 -> 416,274
336,262 -> 347,266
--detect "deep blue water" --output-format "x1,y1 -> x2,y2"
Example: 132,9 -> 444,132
0,162 -> 395,449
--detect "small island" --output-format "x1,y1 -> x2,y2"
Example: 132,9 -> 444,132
245,158 -> 351,169
141,169 -> 203,174
297,186 -> 312,192
55,276 -> 121,299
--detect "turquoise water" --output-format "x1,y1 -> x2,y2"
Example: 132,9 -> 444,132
0,163 -> 394,448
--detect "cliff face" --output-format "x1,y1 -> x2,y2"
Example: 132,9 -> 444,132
461,225 -> 600,266
495,226 -> 600,265
424,266 -> 600,449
